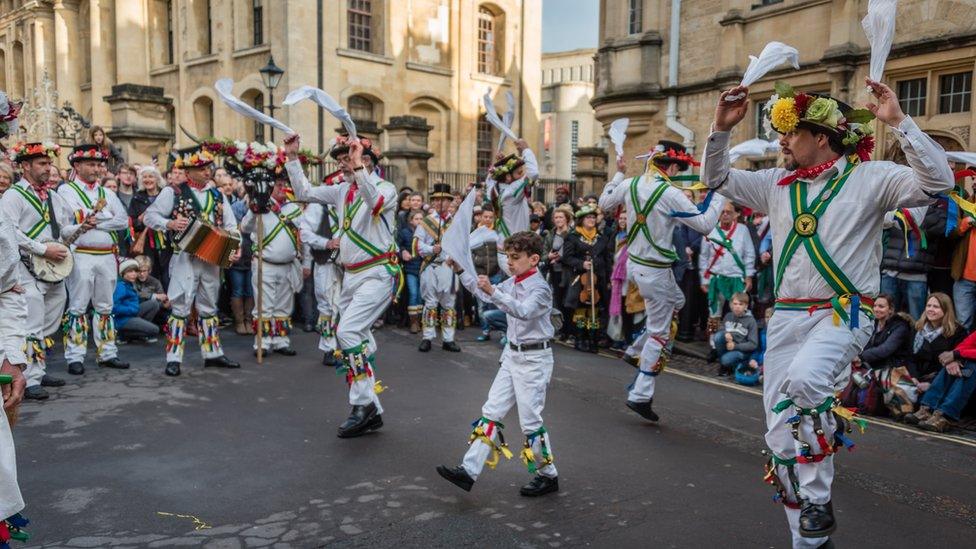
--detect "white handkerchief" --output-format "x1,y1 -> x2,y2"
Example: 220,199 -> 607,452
215,78 -> 293,135
283,86 -> 357,140
608,118 -> 629,159
725,41 -> 800,102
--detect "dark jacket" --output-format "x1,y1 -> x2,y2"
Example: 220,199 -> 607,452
860,315 -> 913,370
561,229 -> 613,310
397,225 -> 421,276
882,205 -> 946,274
717,311 -> 759,353
911,322 -> 968,380
134,275 -> 165,302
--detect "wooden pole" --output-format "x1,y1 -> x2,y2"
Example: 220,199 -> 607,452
256,213 -> 265,364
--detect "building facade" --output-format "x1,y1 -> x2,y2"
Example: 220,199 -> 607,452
0,0 -> 541,184
593,0 -> 976,173
539,48 -> 602,180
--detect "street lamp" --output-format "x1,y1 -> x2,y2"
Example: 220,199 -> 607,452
259,55 -> 285,141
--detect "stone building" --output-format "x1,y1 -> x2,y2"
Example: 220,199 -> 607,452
592,0 -> 976,174
0,0 -> 541,185
539,48 -> 602,180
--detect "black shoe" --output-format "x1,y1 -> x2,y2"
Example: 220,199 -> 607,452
706,349 -> 718,363
273,347 -> 297,356
40,375 -> 65,387
164,362 -> 181,377
98,357 -> 130,369
626,399 -> 659,422
520,475 -> 559,497
67,362 -> 85,375
337,403 -> 381,438
303,323 -> 316,333
418,339 -> 432,352
799,501 -> 836,538
622,355 -> 640,368
322,352 -> 340,367
24,386 -> 49,400
442,341 -> 461,352
436,465 -> 475,492
204,356 -> 241,368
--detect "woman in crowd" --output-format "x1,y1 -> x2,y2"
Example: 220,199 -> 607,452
905,318 -> 976,432
607,209 -> 634,350
89,125 -> 125,172
398,209 -> 424,334
100,174 -> 118,193
561,205 -> 613,352
544,206 -> 573,341
853,294 -> 913,371
128,166 -> 171,287
0,162 -> 13,195
910,293 -> 967,386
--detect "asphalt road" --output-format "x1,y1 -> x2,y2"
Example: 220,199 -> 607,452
10,324 -> 976,548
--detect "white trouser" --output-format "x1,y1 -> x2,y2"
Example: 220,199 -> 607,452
336,265 -> 393,413
20,265 -> 66,388
0,409 -> 24,521
0,284 -> 27,519
251,259 -> 302,351
764,308 -> 870,547
626,265 -> 684,403
461,348 -> 557,480
165,252 -> 225,363
64,252 -> 117,363
314,262 -> 342,352
420,263 -> 458,342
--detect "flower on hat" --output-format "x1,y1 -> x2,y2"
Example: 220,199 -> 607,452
805,97 -> 843,128
770,97 -> 800,134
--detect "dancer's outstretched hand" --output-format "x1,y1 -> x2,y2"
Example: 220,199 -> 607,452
865,78 -> 906,128
714,86 -> 750,132
283,134 -> 301,160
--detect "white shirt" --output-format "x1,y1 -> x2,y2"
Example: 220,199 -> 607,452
462,268 -> 554,345
0,179 -> 74,256
286,160 -> 397,269
57,178 -> 129,248
240,201 -> 303,264
469,225 -> 501,250
699,222 -> 757,282
599,172 -> 726,266
488,148 -> 539,236
299,202 -> 339,269
700,116 -> 953,300
143,184 -> 239,249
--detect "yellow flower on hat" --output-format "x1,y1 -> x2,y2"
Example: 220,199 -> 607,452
770,97 -> 799,134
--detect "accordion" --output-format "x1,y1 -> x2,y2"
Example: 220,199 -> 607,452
173,218 -> 241,268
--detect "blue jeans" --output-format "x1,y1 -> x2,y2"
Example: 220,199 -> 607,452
227,268 -> 253,298
920,362 -> 976,420
482,308 -> 508,334
712,332 -> 747,370
954,279 -> 976,331
405,273 -> 421,307
477,273 -> 506,332
880,274 -> 928,320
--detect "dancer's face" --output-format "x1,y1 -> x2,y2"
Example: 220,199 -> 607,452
779,128 -> 831,171
505,250 -> 539,277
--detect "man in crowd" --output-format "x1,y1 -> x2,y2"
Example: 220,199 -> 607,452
699,201 -> 756,347
415,183 -> 462,353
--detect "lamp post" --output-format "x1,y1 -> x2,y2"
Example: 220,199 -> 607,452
259,55 -> 285,142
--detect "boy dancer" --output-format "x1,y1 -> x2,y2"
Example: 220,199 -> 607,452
437,231 -> 559,497
414,183 -> 461,352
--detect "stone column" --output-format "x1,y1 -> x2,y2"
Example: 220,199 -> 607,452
104,84 -> 173,164
54,0 -> 82,112
113,0 -> 149,84
89,0 -> 117,126
31,6 -> 57,90
573,147 -> 608,198
382,116 -> 434,191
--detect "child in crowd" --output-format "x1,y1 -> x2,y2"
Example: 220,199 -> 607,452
133,255 -> 169,326
113,259 -> 162,343
437,231 -> 559,497
712,292 -> 758,377
736,306 -> 772,386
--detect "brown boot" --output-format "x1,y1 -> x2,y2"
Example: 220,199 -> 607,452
243,297 -> 256,335
903,405 -> 932,426
919,410 -> 953,433
409,314 -> 421,334
231,297 -> 248,335
186,307 -> 199,337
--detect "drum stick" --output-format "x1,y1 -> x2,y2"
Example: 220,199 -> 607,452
256,214 -> 265,364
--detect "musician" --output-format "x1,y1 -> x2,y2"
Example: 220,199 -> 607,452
560,205 -> 613,353
0,142 -> 71,399
487,139 -> 539,240
284,134 -> 400,439
414,183 -> 462,353
240,170 -> 303,356
300,195 -> 343,367
598,141 -> 725,423
143,146 -> 241,377
58,144 -> 131,374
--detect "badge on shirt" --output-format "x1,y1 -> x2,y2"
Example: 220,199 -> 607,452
794,213 -> 818,237
343,218 -> 351,230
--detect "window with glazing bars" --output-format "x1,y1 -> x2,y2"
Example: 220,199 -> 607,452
253,0 -> 264,46
349,0 -> 373,52
897,78 -> 927,117
629,0 -> 642,34
939,72 -> 972,114
477,8 -> 496,74
570,121 -> 580,175
477,116 -> 494,177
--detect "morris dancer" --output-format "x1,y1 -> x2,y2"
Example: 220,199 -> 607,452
1,143 -> 71,399
58,144 -> 130,374
301,196 -> 343,367
599,140 -> 725,422
284,134 -> 400,438
437,231 -> 559,497
488,139 -> 538,239
704,79 -> 951,545
699,201 -> 756,354
144,146 -> 242,377
415,182 -> 461,353
241,169 -> 303,356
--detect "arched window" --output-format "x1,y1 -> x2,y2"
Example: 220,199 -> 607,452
348,95 -> 375,123
476,115 -> 494,178
11,41 -> 24,99
241,90 -> 266,142
477,6 -> 503,75
193,96 -> 214,138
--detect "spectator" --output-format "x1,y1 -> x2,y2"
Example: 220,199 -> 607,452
561,205 -> 613,352
133,255 -> 169,325
89,125 -> 125,172
101,174 -> 118,193
906,327 -> 976,433
950,200 -> 976,330
544,206 -> 573,341
398,192 -> 424,229
166,165 -> 186,186
116,164 -> 137,208
228,184 -> 254,336
470,206 -> 503,341
128,166 -> 170,286
531,201 -> 548,230
854,294 -> 913,371
882,205 -> 946,319
712,292 -> 758,377
398,209 -> 424,333
699,202 -> 756,347
675,191 -> 707,342
738,307 -> 773,386
0,162 -> 13,195
910,292 -> 967,384
113,259 -> 161,342
529,214 -> 547,240
545,184 -> 573,227
48,164 -> 64,188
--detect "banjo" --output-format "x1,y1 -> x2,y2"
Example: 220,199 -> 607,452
27,197 -> 107,283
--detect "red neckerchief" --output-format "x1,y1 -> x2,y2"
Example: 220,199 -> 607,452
776,157 -> 841,186
345,181 -> 359,205
80,178 -> 98,191
187,179 -> 208,191
515,268 -> 537,284
30,184 -> 48,202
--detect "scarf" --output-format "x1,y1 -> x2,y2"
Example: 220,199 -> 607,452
575,225 -> 597,243
776,156 -> 841,186
913,323 -> 943,353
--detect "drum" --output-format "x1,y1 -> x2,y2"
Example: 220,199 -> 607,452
175,218 -> 241,268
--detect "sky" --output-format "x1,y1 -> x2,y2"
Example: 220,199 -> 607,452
542,0 -> 600,53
